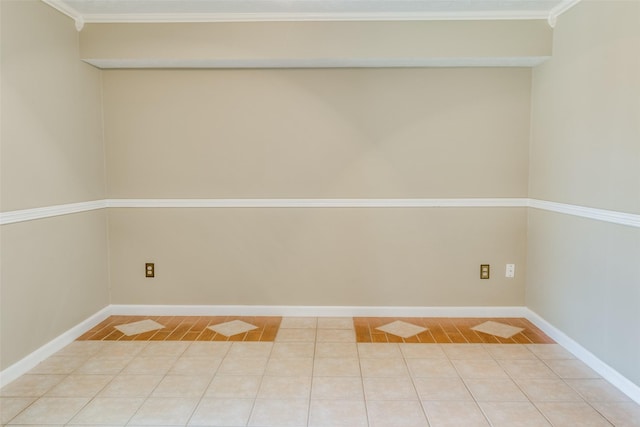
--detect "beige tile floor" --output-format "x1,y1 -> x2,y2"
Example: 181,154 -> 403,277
1,317 -> 639,426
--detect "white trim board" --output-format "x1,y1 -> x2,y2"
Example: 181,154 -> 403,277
528,199 -> 640,228
106,198 -> 529,209
2,198 -> 638,229
85,56 -> 550,69
42,0 -> 581,27
0,200 -> 107,225
109,304 -> 528,318
0,198 -> 526,225
0,306 -> 111,388
525,308 -> 640,405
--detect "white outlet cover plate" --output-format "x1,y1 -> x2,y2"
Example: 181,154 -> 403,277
506,264 -> 515,278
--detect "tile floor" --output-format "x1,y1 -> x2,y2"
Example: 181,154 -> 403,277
1,317 -> 639,426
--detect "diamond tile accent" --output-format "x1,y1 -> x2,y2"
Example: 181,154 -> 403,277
208,320 -> 258,337
114,319 -> 164,336
375,320 -> 427,339
471,321 -> 524,339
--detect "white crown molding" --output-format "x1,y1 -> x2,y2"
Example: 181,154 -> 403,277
41,0 -> 85,30
547,0 -> 582,27
40,0 -> 578,29
106,198 -> 529,209
528,199 -> 640,228
525,308 -> 640,404
84,56 -> 550,70
78,10 -> 551,24
0,200 -> 107,225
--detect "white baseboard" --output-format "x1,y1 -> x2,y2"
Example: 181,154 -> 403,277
525,308 -> 640,405
109,304 -> 528,318
0,306 -> 111,388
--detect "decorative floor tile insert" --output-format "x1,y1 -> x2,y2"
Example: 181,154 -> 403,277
355,317 -> 553,343
375,320 -> 427,339
78,316 -> 281,342
472,321 -> 524,339
114,319 -> 164,337
208,320 -> 259,337
79,316 -> 553,343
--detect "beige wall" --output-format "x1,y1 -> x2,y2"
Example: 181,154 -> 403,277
103,68 -> 531,306
0,0 -> 109,370
109,208 -> 527,306
104,68 -> 531,198
527,0 -> 640,386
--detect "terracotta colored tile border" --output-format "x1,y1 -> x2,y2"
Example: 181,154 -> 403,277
353,317 -> 554,344
77,315 -> 554,344
77,316 -> 282,342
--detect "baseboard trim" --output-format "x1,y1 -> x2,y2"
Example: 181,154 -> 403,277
0,306 -> 111,388
525,308 -> 640,405
109,304 -> 528,318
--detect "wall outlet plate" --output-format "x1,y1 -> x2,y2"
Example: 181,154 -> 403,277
506,264 -> 515,278
480,264 -> 490,279
145,263 -> 155,278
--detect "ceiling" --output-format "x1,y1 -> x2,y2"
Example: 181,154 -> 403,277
44,0 -> 580,30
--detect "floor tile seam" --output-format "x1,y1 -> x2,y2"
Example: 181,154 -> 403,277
538,356 -> 600,381
529,399 -> 614,427
401,350 -> 431,425
2,395 -> 40,425
474,400 -> 548,427
353,338 -> 371,427
562,378 -> 627,406
182,351 -> 224,427
305,333 -> 318,427
588,401 -> 631,427
122,369 -> 177,426
240,340 -> 276,426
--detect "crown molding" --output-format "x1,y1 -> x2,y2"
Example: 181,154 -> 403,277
41,0 -> 85,30
77,10 -> 552,24
40,0 -> 583,30
547,0 -> 582,27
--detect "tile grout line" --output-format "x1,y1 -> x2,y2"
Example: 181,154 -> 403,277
184,340 -> 233,427
306,322 -> 318,427
401,342 -> 432,426
354,333 -> 371,427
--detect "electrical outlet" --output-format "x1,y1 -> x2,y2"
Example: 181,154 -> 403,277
480,264 -> 490,279
506,264 -> 515,278
145,263 -> 155,278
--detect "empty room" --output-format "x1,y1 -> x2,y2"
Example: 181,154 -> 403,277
1,0 -> 639,425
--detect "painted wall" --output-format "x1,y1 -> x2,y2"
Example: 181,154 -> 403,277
0,0 -> 109,370
103,68 -> 531,306
527,0 -> 640,386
